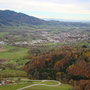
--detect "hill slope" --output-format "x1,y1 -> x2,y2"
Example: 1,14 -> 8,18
0,10 -> 90,27
0,10 -> 46,25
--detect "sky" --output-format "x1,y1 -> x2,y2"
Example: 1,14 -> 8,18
0,0 -> 90,21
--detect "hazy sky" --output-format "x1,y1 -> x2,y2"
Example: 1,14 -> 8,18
0,0 -> 90,21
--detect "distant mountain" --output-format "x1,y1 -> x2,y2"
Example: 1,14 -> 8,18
0,10 -> 46,25
0,10 -> 90,27
44,18 -> 90,23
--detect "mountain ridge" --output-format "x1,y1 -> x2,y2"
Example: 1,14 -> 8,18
0,10 -> 90,27
0,10 -> 46,25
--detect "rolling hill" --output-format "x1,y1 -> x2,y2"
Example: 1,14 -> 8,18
0,10 -> 90,27
0,10 -> 46,25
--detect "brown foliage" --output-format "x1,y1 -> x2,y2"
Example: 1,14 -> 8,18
54,51 -> 72,70
77,80 -> 90,90
67,60 -> 90,79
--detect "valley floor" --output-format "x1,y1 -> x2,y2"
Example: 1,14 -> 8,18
17,80 -> 61,90
0,79 -> 72,90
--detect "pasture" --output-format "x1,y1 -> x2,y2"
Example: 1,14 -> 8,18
0,45 -> 29,65
0,80 -> 72,90
24,84 -> 72,90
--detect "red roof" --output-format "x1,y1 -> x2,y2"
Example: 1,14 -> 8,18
0,59 -> 7,62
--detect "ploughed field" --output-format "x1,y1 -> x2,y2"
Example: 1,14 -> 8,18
0,49 -> 7,52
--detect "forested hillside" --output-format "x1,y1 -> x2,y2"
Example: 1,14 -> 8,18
24,46 -> 90,90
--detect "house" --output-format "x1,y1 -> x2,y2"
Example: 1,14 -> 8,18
0,59 -> 7,64
0,79 -> 13,85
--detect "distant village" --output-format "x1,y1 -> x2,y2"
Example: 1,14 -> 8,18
0,31 -> 89,46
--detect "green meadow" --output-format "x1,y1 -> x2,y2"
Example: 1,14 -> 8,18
24,84 -> 72,90
0,83 -> 31,90
0,45 -> 29,65
24,81 -> 72,90
0,80 -> 72,90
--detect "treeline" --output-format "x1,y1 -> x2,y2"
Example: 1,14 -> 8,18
24,46 -> 90,90
0,62 -> 27,78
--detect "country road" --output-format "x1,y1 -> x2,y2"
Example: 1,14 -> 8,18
17,80 -> 61,90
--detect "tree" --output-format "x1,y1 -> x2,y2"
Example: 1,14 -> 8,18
56,72 -> 62,80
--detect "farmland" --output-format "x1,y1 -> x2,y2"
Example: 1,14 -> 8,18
0,45 -> 29,65
0,80 -> 72,90
0,10 -> 90,90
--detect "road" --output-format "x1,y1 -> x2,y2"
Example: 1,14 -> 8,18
17,80 -> 61,90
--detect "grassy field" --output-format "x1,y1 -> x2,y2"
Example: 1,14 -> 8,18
30,80 -> 58,85
24,83 -> 72,90
0,80 -> 72,90
0,83 -> 31,90
0,45 -> 29,65
24,84 -> 72,90
42,81 -> 58,85
88,43 -> 90,47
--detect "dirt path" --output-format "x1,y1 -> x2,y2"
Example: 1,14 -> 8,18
17,80 -> 61,90
0,48 -> 7,52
